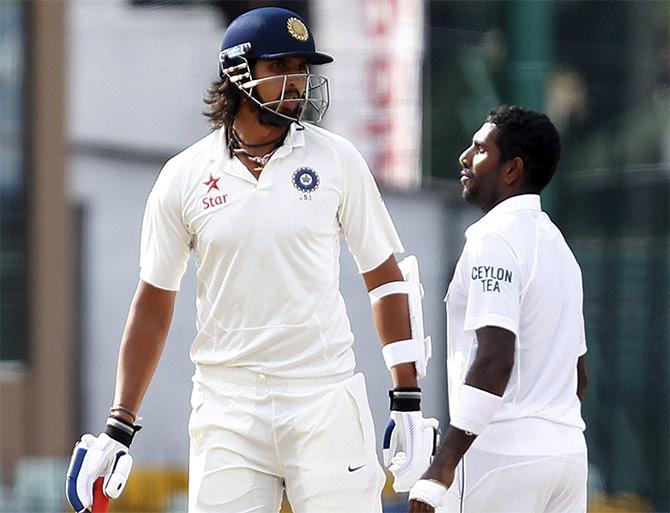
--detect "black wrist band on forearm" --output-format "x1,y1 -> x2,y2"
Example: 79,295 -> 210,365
389,387 -> 422,411
105,415 -> 142,447
109,405 -> 137,422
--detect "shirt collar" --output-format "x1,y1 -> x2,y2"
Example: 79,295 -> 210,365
484,193 -> 542,217
208,122 -> 305,162
466,194 -> 542,238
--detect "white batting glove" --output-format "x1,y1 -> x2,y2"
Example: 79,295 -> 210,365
383,389 -> 440,492
65,417 -> 139,512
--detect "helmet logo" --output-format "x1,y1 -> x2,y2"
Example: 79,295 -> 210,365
287,17 -> 309,42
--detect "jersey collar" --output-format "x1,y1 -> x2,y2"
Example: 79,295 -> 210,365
466,194 -> 542,238
209,122 -> 306,163
485,194 -> 541,217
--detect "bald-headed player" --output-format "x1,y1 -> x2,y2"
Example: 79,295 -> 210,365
65,7 -> 437,513
409,106 -> 588,513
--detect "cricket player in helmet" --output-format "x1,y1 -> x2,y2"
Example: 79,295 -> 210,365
66,7 -> 437,513
217,6 -> 332,127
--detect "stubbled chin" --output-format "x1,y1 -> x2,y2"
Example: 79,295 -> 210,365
463,187 -> 476,203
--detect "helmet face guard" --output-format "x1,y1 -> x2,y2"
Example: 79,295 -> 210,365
220,55 -> 330,124
217,7 -> 333,125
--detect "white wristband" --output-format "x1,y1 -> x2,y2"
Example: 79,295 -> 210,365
450,384 -> 503,435
408,479 -> 448,507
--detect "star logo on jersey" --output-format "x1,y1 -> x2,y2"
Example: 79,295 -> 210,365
203,174 -> 221,193
201,173 -> 229,210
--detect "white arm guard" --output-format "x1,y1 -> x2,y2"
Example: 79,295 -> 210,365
369,255 -> 432,379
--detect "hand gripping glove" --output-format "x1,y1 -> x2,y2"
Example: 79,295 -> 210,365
383,388 -> 440,492
66,416 -> 140,513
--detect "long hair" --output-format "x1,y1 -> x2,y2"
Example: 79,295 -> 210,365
203,77 -> 241,139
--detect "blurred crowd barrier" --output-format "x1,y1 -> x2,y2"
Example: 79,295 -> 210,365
0,456 -> 660,513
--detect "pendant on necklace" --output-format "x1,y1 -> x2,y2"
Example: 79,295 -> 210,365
232,147 -> 276,172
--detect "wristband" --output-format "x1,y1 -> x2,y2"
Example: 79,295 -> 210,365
388,388 -> 421,411
450,384 -> 503,435
105,416 -> 142,447
110,405 -> 137,422
408,479 -> 448,507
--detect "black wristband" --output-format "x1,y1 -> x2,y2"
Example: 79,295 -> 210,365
389,387 -> 422,411
105,416 -> 142,447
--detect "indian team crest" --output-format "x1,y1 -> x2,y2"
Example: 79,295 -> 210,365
292,167 -> 320,194
287,17 -> 309,42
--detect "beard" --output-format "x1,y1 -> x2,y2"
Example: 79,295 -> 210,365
461,170 -> 477,203
258,107 -> 293,127
461,167 -> 503,212
253,89 -> 303,127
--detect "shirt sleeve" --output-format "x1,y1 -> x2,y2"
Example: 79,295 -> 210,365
337,143 -> 404,273
139,163 -> 192,291
576,268 -> 588,356
462,232 -> 521,337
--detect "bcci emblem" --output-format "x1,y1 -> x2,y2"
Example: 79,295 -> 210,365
287,17 -> 309,42
292,167 -> 320,197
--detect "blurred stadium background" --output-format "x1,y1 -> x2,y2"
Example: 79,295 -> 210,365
0,0 -> 667,512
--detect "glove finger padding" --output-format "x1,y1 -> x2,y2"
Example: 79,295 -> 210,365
382,418 -> 399,467
103,452 -> 133,499
383,411 -> 440,492
66,433 -> 131,512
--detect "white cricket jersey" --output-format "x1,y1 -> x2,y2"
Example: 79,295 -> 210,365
140,123 -> 403,378
446,194 -> 587,456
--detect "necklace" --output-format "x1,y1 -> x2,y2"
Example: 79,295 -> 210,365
228,128 -> 286,172
231,147 -> 279,172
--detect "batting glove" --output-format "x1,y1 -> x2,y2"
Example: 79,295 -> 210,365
383,388 -> 440,492
65,416 -> 140,513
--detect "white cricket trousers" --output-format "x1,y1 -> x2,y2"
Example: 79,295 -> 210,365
187,367 -> 385,513
439,447 -> 588,513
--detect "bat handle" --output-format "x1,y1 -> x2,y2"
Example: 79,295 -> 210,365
91,477 -> 110,513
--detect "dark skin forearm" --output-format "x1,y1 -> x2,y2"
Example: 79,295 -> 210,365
363,255 -> 417,388
577,354 -> 588,401
408,326 -> 515,512
112,280 -> 176,423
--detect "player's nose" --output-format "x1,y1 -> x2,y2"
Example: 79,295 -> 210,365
287,73 -> 307,90
459,147 -> 472,169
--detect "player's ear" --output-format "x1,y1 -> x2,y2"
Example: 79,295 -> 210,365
503,156 -> 524,186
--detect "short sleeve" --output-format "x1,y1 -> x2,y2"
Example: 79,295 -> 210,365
577,318 -> 587,356
337,145 -> 404,273
139,164 -> 191,290
576,269 -> 588,356
462,232 -> 521,337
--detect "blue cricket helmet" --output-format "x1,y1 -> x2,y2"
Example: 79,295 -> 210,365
219,7 -> 334,75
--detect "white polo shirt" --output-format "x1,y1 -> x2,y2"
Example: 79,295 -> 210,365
140,123 -> 403,378
446,194 -> 587,456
